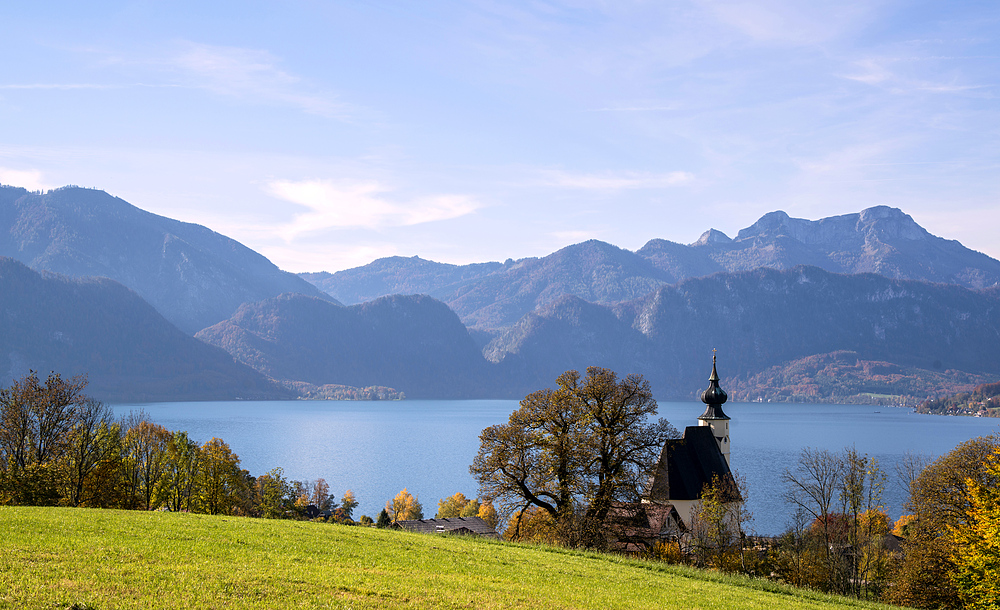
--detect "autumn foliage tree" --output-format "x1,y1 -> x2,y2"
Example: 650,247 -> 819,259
471,367 -> 676,547
197,437 -> 249,515
436,492 -> 479,518
951,447 -> 1000,609
886,435 -> 1000,609
386,488 -> 423,521
0,371 -> 88,505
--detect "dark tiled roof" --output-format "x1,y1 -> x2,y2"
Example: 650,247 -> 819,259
648,425 -> 739,502
391,517 -> 500,538
604,502 -> 683,550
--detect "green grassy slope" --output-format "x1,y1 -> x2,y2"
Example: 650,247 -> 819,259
0,507 -> 901,610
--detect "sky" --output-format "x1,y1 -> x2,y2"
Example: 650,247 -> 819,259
1,1 -> 998,272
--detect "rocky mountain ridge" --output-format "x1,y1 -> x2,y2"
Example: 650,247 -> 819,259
0,185 -> 336,333
303,206 -> 1000,331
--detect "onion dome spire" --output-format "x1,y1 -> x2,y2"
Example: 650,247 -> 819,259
699,350 -> 730,421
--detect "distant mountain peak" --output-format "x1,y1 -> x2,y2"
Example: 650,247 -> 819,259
856,205 -> 927,241
692,229 -> 732,246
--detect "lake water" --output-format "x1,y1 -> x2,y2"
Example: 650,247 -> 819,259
111,400 -> 1000,535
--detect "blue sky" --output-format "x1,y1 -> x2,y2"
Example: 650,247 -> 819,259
1,1 -> 997,271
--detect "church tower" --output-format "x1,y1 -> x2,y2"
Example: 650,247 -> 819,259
698,352 -> 731,467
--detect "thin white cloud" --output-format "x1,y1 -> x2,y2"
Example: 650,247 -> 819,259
265,178 -> 481,238
840,57 -> 994,95
164,42 -> 351,119
539,170 -> 694,190
165,42 -> 349,118
0,168 -> 51,191
0,83 -> 117,90
698,0 -> 881,45
588,103 -> 680,112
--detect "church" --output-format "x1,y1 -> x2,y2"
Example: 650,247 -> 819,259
605,354 -> 741,552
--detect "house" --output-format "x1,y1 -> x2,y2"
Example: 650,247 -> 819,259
391,516 -> 500,538
603,501 -> 685,553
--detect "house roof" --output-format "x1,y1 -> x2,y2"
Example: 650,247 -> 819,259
604,502 -> 684,550
391,516 -> 500,538
648,425 -> 739,502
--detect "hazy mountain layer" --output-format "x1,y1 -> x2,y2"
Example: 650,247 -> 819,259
727,351 -> 998,405
303,206 -> 1000,331
0,257 -> 290,402
0,185 -> 336,333
301,256 -> 504,305
196,293 -> 496,398
488,266 -> 1000,398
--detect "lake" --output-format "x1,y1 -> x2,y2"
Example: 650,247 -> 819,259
111,399 -> 1000,535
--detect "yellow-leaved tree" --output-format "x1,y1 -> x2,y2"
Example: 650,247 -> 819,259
197,437 -> 249,515
951,448 -> 1000,609
386,488 -> 423,521
437,492 -> 479,518
478,499 -> 498,529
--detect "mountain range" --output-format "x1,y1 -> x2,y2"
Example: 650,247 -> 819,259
0,185 -> 336,334
483,265 -> 1000,398
303,206 -> 1000,333
196,293 -> 495,399
3,184 -> 999,402
0,257 -> 289,401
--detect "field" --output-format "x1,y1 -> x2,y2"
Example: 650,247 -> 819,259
1,507 -> 903,610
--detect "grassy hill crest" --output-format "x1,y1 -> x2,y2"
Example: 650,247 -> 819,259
1,506 -> 901,609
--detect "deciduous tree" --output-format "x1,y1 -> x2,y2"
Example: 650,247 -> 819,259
437,492 -> 478,518
950,448 -> 1000,609
123,415 -> 172,510
197,437 -> 248,515
471,367 -> 675,546
60,399 -> 118,507
886,435 -> 1000,609
163,431 -> 200,512
386,488 -> 423,521
0,371 -> 87,504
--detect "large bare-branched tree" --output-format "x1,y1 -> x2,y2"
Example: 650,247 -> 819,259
471,367 -> 676,546
0,371 -> 88,504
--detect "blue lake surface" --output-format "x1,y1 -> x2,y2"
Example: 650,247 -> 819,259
111,399 -> 1000,535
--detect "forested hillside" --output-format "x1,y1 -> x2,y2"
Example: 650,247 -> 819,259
196,293 -> 497,398
488,266 -> 1000,399
0,257 -> 289,401
0,185 -> 335,333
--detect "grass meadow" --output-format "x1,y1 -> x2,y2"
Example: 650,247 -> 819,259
1,507 -> 905,609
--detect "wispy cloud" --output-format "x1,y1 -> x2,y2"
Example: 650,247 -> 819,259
0,168 -> 51,191
163,42 -> 351,119
0,83 -> 118,90
840,57 -> 995,95
588,103 -> 680,112
265,178 -> 481,238
698,0 -> 882,45
539,170 -> 694,190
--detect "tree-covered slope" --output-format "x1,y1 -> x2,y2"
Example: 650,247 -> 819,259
489,266 -> 1000,399
301,255 -> 503,305
196,293 -> 495,398
0,257 -> 290,401
0,185 -> 337,333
